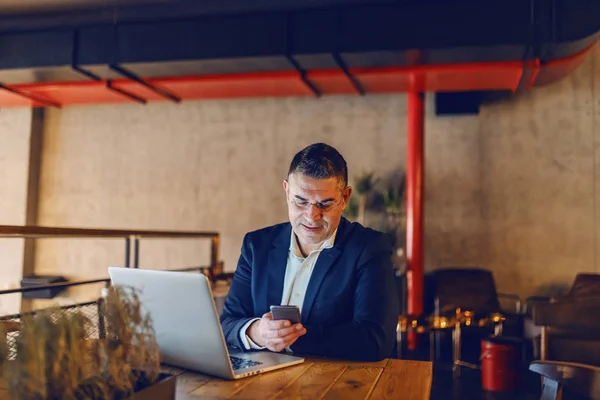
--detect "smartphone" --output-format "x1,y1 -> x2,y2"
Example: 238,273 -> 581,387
270,305 -> 301,324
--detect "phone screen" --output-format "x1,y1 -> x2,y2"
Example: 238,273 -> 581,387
270,305 -> 301,324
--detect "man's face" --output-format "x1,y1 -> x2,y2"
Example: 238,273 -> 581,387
283,172 -> 352,250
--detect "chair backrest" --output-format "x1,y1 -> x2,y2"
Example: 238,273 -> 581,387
529,360 -> 600,400
566,274 -> 600,299
425,268 -> 501,316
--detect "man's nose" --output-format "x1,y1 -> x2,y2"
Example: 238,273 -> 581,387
304,204 -> 322,221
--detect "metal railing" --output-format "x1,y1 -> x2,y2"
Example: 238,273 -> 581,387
0,224 -> 223,311
0,299 -> 103,360
0,278 -> 111,297
0,224 -> 220,271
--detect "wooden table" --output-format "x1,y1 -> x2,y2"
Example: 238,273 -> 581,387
161,357 -> 432,400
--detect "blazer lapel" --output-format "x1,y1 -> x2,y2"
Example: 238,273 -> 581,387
266,225 -> 291,310
301,247 -> 342,321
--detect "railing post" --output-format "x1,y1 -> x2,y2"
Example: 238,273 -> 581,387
540,326 -> 548,360
133,236 -> 140,269
124,237 -> 131,268
210,236 -> 220,281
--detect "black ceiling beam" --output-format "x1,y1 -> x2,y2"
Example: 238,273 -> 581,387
71,30 -> 102,81
106,80 -> 147,104
109,64 -> 181,103
71,29 -> 150,105
287,55 -> 321,97
332,53 -> 364,96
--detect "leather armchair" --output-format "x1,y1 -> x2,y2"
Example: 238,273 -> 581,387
531,274 -> 600,367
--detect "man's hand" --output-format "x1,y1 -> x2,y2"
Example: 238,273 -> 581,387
248,312 -> 306,352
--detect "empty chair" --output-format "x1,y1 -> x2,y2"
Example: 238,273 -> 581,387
529,360 -> 600,400
424,268 -> 522,373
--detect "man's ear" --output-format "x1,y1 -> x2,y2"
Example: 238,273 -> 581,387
283,179 -> 289,193
340,186 -> 353,210
344,185 -> 353,201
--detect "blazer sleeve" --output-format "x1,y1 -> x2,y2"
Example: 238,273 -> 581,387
290,233 -> 399,361
219,233 -> 258,350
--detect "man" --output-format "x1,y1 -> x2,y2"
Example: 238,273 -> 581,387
220,143 -> 399,361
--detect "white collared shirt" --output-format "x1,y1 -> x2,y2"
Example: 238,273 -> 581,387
239,227 -> 337,350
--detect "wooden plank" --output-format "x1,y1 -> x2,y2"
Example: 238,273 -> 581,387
0,321 -> 20,333
277,362 -> 347,400
368,360 -> 432,400
189,374 -> 258,398
322,367 -> 384,400
230,362 -> 314,400
176,371 -> 214,396
305,358 -> 390,369
161,364 -> 187,377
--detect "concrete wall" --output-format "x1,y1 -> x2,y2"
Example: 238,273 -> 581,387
0,108 -> 32,315
34,95 -> 408,304
1,47 -> 598,307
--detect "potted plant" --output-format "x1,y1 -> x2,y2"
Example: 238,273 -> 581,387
342,195 -> 359,221
382,177 -> 406,251
354,172 -> 377,226
0,286 -> 175,399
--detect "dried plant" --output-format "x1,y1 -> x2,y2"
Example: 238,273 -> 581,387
97,286 -> 160,396
0,322 -> 8,378
0,286 -> 160,399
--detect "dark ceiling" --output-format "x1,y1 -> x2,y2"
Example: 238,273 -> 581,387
0,0 -> 392,30
0,0 -> 150,14
0,0 -> 597,109
0,0 -> 378,13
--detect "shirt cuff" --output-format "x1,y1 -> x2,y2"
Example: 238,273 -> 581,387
239,318 -> 265,350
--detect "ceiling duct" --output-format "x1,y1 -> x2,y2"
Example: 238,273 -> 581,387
0,0 -> 597,107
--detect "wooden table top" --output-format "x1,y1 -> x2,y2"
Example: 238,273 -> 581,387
162,357 -> 433,400
0,357 -> 432,399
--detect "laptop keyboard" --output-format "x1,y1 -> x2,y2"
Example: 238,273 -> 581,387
230,356 -> 263,370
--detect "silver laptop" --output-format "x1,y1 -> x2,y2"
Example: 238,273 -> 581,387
107,267 -> 304,379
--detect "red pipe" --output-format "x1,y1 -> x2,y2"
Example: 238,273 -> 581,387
406,74 -> 425,350
0,45 -> 595,108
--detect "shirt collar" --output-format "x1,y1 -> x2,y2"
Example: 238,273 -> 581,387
289,226 -> 338,258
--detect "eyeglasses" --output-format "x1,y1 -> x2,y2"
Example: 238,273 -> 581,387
288,195 -> 345,213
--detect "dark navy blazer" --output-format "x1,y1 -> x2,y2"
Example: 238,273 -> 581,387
219,217 -> 399,361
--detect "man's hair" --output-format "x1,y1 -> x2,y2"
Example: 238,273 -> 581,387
287,143 -> 348,188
